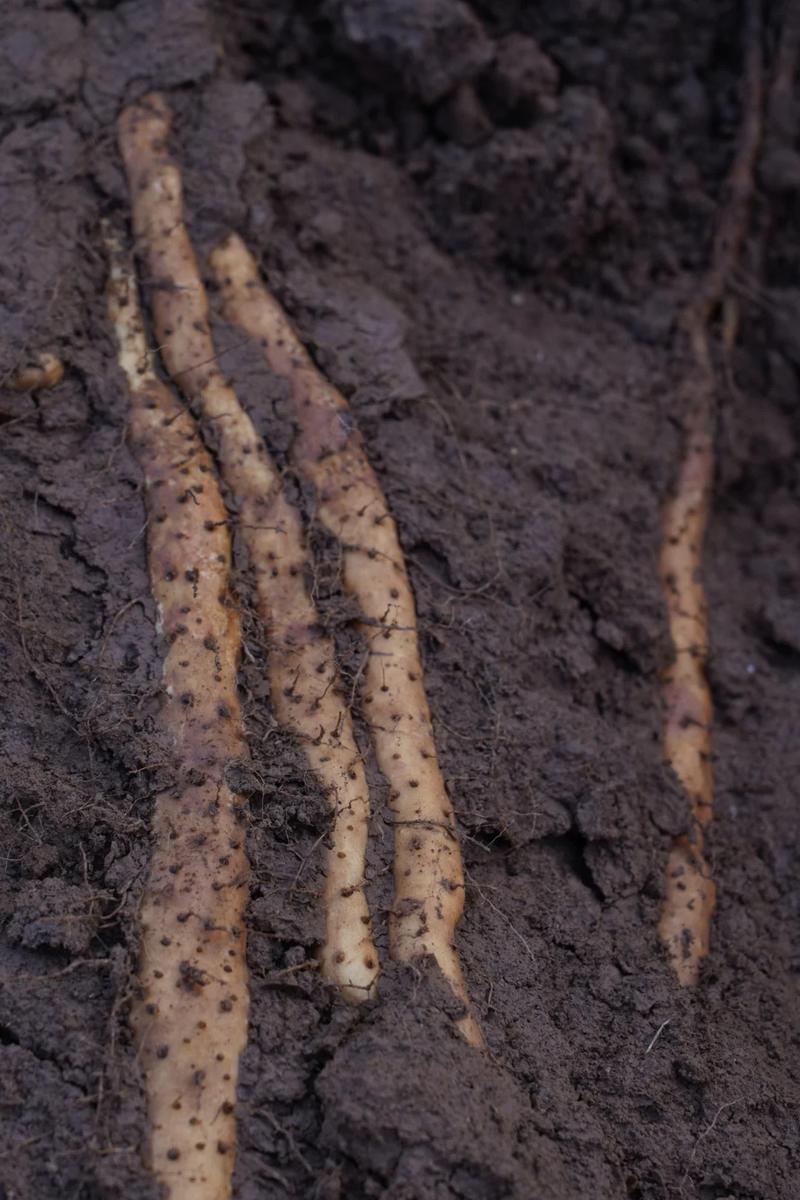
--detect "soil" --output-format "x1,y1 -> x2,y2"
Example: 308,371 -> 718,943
1,2 -> 798,1198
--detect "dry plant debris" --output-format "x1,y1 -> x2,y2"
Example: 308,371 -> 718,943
117,93 -> 378,1001
104,226 -> 249,1200
210,233 -> 484,1049
658,0 -> 764,985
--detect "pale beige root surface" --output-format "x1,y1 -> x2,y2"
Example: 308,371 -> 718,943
117,95 -> 378,1000
209,233 -> 483,1048
105,230 -> 249,1200
658,6 -> 762,987
657,390 -> 716,987
11,351 -> 64,391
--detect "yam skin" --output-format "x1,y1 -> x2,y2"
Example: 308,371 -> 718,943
117,94 -> 378,1000
657,392 -> 716,987
209,233 -> 483,1048
105,229 -> 248,1200
658,7 -> 762,986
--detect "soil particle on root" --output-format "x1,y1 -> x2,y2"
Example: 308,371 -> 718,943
1,1 -> 799,1198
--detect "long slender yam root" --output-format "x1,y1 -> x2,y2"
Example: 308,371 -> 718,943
117,93 -> 378,1000
658,398 -> 716,984
209,234 -> 484,1049
104,227 -> 249,1200
659,1 -> 763,985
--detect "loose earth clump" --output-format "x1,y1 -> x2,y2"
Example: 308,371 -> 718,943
1,3 -> 799,1200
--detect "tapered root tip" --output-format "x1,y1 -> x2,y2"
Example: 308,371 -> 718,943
119,90 -> 173,132
117,91 -> 174,176
208,234 -> 260,295
659,840 -> 716,986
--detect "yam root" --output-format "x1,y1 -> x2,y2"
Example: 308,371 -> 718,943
117,93 -> 378,1000
658,2 -> 763,985
104,226 -> 249,1199
10,351 -> 64,392
657,400 -> 717,985
209,233 -> 484,1048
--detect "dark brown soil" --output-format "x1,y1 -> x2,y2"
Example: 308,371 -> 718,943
1,2 -> 798,1197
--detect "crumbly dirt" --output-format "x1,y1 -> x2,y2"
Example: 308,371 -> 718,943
0,2 -> 798,1197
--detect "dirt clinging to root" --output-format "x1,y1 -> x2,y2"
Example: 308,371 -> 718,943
0,1 -> 798,1198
